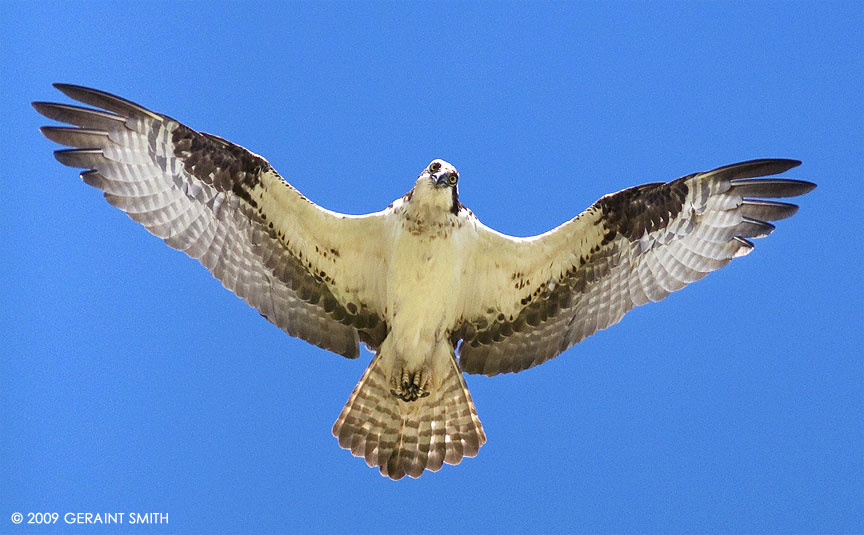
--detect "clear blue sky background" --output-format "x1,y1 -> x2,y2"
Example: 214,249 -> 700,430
1,2 -> 862,533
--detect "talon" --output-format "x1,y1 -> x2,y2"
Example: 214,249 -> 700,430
390,376 -> 430,402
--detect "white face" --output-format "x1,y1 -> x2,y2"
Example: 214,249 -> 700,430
421,159 -> 459,189
408,159 -> 461,213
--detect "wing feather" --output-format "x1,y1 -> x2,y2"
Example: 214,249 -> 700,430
36,84 -> 389,358
458,159 -> 814,376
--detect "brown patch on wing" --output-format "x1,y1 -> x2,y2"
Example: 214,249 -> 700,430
598,179 -> 689,241
173,128 -> 267,200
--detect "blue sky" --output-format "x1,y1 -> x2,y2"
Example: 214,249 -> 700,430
1,1 -> 862,533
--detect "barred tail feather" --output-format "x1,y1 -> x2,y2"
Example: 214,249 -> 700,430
332,352 -> 486,480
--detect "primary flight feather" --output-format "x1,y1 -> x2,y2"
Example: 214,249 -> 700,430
34,84 -> 815,480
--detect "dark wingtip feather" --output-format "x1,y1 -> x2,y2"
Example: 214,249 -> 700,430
740,200 -> 800,221
53,83 -> 99,96
33,101 -> 125,129
709,158 -> 803,180
772,158 -> 802,171
791,179 -> 817,195
732,236 -> 755,258
32,101 -> 72,122
80,170 -> 107,188
40,126 -> 108,148
51,83 -> 161,120
738,217 -> 776,239
747,158 -> 802,175
731,178 -> 817,199
53,148 -> 102,168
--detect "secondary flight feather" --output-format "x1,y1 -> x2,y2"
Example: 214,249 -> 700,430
34,84 -> 815,480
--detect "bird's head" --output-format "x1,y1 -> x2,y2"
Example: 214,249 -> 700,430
408,159 -> 461,215
421,159 -> 460,189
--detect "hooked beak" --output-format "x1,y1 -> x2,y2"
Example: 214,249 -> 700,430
433,171 -> 455,187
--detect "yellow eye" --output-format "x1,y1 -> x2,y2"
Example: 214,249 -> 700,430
429,162 -> 441,172
448,174 -> 458,185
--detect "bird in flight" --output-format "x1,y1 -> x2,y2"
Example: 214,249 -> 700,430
34,84 -> 815,480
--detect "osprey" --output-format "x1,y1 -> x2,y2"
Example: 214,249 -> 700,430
35,84 -> 815,480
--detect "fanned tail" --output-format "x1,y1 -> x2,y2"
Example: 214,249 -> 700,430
332,352 -> 486,480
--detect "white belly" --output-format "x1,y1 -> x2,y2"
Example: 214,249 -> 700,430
385,225 -> 464,363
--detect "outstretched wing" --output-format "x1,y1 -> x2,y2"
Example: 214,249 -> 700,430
456,159 -> 815,376
35,84 -> 387,358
